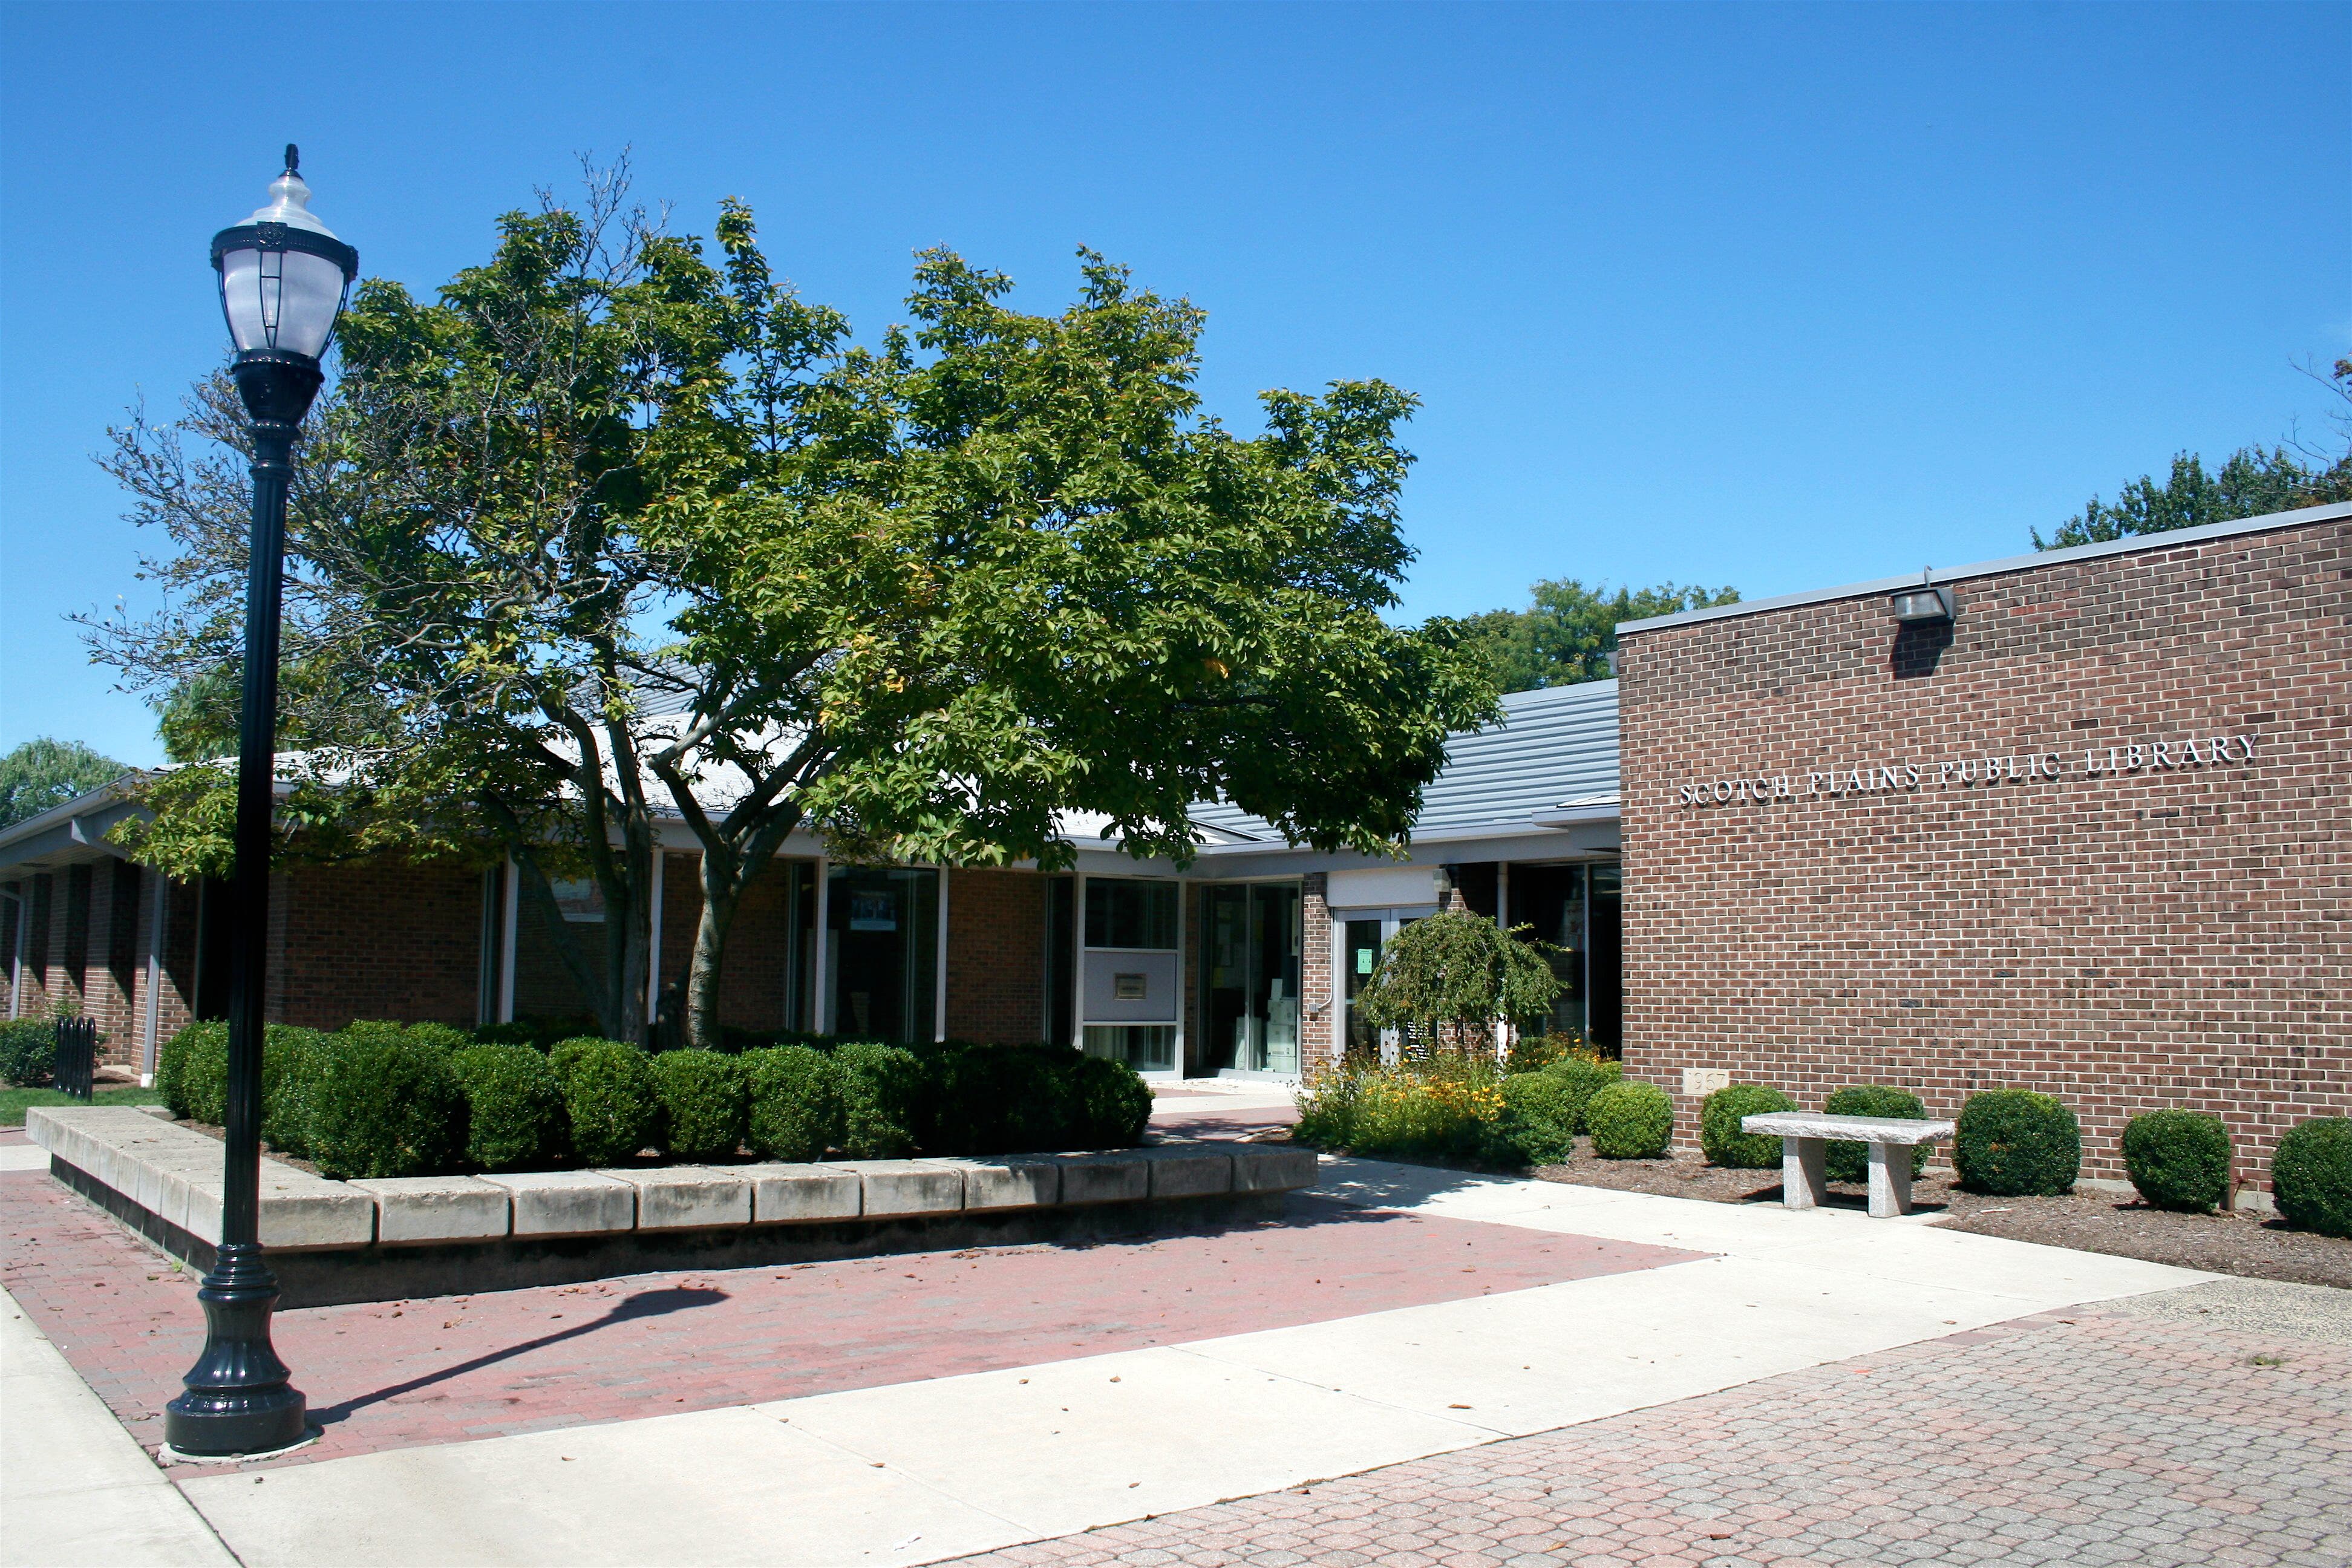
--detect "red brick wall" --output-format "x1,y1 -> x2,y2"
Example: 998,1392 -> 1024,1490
945,868 -> 1045,1044
270,860 -> 485,1029
1616,516 -> 2351,1191
1300,872 -> 1334,1079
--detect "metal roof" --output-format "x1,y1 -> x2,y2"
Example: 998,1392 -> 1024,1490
1186,679 -> 1621,849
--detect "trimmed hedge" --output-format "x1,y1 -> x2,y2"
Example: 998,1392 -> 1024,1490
449,1044 -> 569,1172
160,1021 -> 229,1125
550,1037 -> 664,1166
2271,1118 -> 2352,1238
833,1040 -> 920,1159
0,1018 -> 57,1088
1588,1079 -> 1673,1159
2122,1109 -> 2233,1214
305,1028 -> 464,1180
1823,1086 -> 1932,1181
1538,1054 -> 1623,1134
1953,1089 -> 2080,1197
1484,1071 -> 1577,1166
655,1048 -> 750,1161
745,1046 -> 841,1162
258,1028 -> 330,1158
1700,1083 -> 1794,1169
1068,1053 -> 1154,1148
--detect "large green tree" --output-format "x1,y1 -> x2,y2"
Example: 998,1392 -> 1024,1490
91,169 -> 1495,1050
1463,579 -> 1739,693
0,739 -> 128,829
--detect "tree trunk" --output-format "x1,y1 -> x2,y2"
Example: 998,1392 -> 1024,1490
682,852 -> 742,1053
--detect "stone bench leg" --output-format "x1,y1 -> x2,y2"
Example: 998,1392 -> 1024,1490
1867,1142 -> 1913,1218
1781,1136 -> 1828,1210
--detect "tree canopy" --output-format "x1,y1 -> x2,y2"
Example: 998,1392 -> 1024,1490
88,166 -> 1495,1049
0,739 -> 128,830
1462,578 -> 1739,693
1354,909 -> 1563,1054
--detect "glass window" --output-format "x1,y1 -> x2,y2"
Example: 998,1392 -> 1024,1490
1085,878 -> 1178,950
1504,861 -> 1622,1053
1204,883 -> 1302,1074
1044,876 -> 1076,1048
826,866 -> 939,1043
1083,1024 -> 1176,1073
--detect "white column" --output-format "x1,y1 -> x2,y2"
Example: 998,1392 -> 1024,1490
811,857 -> 830,1034
1172,880 -> 1188,1079
645,848 -> 665,1029
1071,874 -> 1086,1051
5,885 -> 23,1020
140,872 -> 167,1084
933,867 -> 950,1042
498,855 -> 520,1024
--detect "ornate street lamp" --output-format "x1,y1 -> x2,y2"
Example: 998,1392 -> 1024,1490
163,146 -> 357,1460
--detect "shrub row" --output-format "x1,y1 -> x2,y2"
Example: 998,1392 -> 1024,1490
155,1022 -> 1152,1182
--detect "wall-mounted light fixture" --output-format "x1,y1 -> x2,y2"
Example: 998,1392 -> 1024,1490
1888,568 -> 1953,624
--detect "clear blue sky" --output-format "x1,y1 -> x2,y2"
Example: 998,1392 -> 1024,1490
4,2 -> 2346,768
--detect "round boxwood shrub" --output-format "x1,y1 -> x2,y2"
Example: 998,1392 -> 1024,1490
1538,1054 -> 1623,1134
258,1027 -> 330,1159
654,1048 -> 750,1161
1953,1088 -> 2080,1197
1824,1085 -> 1932,1181
158,1021 -> 229,1124
832,1040 -> 921,1158
745,1045 -> 842,1161
549,1037 -> 664,1166
2122,1109 -> 2233,1214
1068,1054 -> 1153,1148
449,1043 -> 568,1172
0,1018 -> 57,1088
1587,1079 -> 1673,1159
1484,1071 -> 1578,1166
2271,1118 -> 2352,1238
1700,1083 -> 1795,1169
915,1042 -> 1082,1155
305,1029 -> 463,1180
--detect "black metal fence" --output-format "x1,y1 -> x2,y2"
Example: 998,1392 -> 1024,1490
53,1016 -> 97,1102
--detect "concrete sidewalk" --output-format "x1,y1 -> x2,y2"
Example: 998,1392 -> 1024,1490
63,1156 -> 2206,1568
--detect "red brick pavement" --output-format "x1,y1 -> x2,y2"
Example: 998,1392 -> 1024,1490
946,1300 -> 2352,1568
0,1165 -> 1696,1472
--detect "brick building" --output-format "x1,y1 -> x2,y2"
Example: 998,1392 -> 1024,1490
1614,499 -> 2349,1191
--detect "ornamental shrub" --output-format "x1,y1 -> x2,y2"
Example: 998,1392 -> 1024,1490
549,1037 -> 664,1166
1587,1079 -> 1673,1159
1483,1071 -> 1578,1166
258,1027 -> 330,1158
831,1040 -> 921,1158
915,1042 -> 1080,1154
0,1018 -> 56,1087
1538,1054 -> 1623,1134
449,1044 -> 568,1172
305,1027 -> 463,1180
1067,1053 -> 1154,1148
1823,1086 -> 1932,1181
2122,1109 -> 2233,1214
1953,1089 -> 2080,1196
653,1048 -> 750,1161
1700,1083 -> 1795,1169
2270,1119 -> 2352,1238
159,1021 -> 230,1124
745,1045 -> 842,1161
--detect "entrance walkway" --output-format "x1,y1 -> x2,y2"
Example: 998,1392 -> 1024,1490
2,1150 -> 2276,1568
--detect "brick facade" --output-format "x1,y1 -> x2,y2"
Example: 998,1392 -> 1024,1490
270,860 -> 486,1030
1616,515 -> 2351,1191
944,867 -> 1047,1044
1299,872 -> 1334,1078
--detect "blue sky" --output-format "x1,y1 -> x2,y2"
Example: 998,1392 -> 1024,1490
3,2 -> 2346,767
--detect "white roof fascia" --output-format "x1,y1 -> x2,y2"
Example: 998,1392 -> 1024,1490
1615,498 -> 2352,638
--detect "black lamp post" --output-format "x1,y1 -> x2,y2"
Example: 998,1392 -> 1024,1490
163,146 -> 357,1460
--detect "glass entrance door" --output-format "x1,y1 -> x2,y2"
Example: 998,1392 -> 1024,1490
1204,883 -> 1302,1075
1337,907 -> 1434,1064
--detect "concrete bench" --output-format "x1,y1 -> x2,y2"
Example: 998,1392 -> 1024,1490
1740,1111 -> 1955,1217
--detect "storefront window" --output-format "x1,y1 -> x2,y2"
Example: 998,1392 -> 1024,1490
1204,882 -> 1302,1074
1080,877 -> 1180,1074
1506,861 -> 1621,1052
826,866 -> 938,1042
1083,1023 -> 1176,1073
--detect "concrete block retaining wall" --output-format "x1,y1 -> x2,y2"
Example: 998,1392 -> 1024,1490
25,1106 -> 1319,1308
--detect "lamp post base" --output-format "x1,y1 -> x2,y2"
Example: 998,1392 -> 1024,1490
162,1242 -> 308,1457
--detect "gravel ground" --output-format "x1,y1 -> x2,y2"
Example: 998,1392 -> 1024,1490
1527,1138 -> 2352,1291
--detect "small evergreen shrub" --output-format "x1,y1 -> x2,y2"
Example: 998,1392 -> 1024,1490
2122,1109 -> 2233,1214
745,1046 -> 842,1161
915,1042 -> 1077,1154
2270,1119 -> 2352,1238
159,1021 -> 230,1124
549,1037 -> 664,1166
449,1044 -> 568,1172
1067,1053 -> 1154,1148
258,1027 -> 330,1158
1539,1054 -> 1624,1134
832,1040 -> 920,1158
1587,1079 -> 1673,1159
1483,1071 -> 1577,1166
1700,1083 -> 1795,1169
1953,1089 -> 2080,1196
305,1027 -> 463,1180
0,1018 -> 56,1087
654,1048 -> 750,1161
1824,1086 -> 1932,1181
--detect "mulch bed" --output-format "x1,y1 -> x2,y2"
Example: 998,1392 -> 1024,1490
1524,1138 -> 2350,1291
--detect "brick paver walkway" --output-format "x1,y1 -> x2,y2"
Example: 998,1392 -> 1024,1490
948,1297 -> 2352,1568
0,1163 -> 1691,1469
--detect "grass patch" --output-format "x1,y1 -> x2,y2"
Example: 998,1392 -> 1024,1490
0,1084 -> 165,1128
